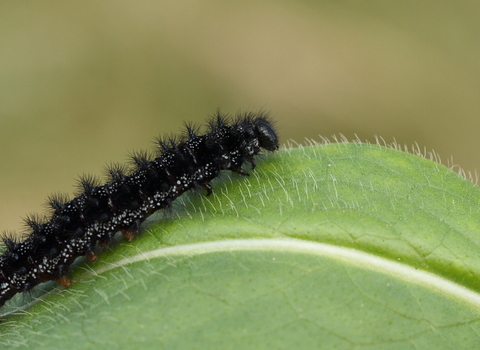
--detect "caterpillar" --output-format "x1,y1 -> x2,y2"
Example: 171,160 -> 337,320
0,111 -> 279,310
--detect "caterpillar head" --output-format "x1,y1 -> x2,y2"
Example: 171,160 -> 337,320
253,117 -> 279,152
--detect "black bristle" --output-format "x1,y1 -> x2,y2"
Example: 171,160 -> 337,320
104,163 -> 128,182
1,236 -> 18,252
47,194 -> 69,213
183,122 -> 199,140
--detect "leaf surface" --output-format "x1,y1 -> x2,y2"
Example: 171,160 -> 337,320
2,142 -> 480,349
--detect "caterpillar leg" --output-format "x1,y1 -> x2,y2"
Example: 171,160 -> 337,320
121,230 -> 135,242
56,276 -> 71,288
231,167 -> 249,176
203,183 -> 213,196
86,250 -> 98,262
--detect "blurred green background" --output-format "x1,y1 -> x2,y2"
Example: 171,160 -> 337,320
1,1 -> 480,235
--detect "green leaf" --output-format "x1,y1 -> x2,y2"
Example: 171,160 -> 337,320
2,142 -> 480,349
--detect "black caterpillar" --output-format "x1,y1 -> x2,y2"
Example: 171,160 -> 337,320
0,111 -> 279,310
